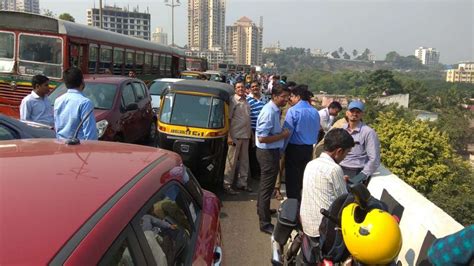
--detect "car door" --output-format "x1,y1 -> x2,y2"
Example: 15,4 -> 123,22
120,82 -> 140,142
131,81 -> 152,140
130,181 -> 201,265
99,225 -> 147,265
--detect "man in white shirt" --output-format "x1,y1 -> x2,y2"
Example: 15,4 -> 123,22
300,128 -> 355,240
318,101 -> 342,133
20,74 -> 54,127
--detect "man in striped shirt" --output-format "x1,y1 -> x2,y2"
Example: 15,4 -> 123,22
247,81 -> 268,179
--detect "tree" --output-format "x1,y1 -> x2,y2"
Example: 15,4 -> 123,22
385,51 -> 400,62
355,48 -> 371,60
364,70 -> 402,97
352,49 -> 358,57
338,47 -> 344,54
59,13 -> 75,22
372,112 -> 473,225
342,52 -> 351,60
331,51 -> 340,59
42,9 -> 56,18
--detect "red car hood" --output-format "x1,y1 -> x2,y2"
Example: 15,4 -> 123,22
93,109 -> 111,121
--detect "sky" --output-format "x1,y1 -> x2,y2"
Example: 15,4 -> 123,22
41,0 -> 473,64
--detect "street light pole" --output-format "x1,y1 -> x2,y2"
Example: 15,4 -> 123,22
165,0 -> 180,46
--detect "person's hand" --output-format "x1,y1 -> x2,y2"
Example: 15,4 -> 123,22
227,136 -> 234,146
170,224 -> 177,230
343,175 -> 350,182
281,128 -> 290,138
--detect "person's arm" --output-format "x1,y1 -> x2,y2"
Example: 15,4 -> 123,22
81,100 -> 98,140
333,168 -> 348,196
361,129 -> 381,177
19,99 -> 30,121
258,128 -> 289,143
256,110 -> 289,143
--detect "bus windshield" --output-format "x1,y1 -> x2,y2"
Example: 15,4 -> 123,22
160,93 -> 225,129
18,34 -> 63,78
0,32 -> 15,73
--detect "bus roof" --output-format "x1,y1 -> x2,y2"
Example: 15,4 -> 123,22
0,11 -> 184,56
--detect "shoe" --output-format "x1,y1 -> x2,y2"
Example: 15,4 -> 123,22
236,185 -> 253,192
223,186 -> 239,195
270,209 -> 277,215
273,189 -> 283,200
260,223 -> 274,235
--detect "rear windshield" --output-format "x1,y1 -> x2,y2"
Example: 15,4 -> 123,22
160,93 -> 224,129
49,83 -> 117,110
149,81 -> 171,96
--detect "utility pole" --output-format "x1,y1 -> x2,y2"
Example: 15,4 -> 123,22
99,0 -> 103,29
165,0 -> 180,46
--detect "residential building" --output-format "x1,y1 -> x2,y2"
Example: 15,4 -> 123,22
415,46 -> 440,65
263,42 -> 282,54
86,5 -> 151,40
310,48 -> 327,57
0,0 -> 39,14
188,0 -> 225,52
151,27 -> 168,45
185,50 -> 229,69
446,62 -> 474,84
225,16 -> 263,66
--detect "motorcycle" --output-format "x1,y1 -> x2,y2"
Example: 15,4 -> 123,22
271,183 -> 402,266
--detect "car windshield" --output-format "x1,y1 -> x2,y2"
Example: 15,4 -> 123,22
160,93 -> 224,129
49,82 -> 117,110
149,81 -> 171,95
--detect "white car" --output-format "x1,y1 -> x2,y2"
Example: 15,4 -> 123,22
148,78 -> 182,112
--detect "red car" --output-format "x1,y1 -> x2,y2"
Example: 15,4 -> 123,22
0,139 -> 223,265
49,75 -> 156,143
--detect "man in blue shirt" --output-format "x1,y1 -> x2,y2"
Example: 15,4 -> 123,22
340,101 -> 381,184
283,85 -> 320,202
19,74 -> 54,127
256,84 -> 291,235
54,67 -> 98,140
247,81 -> 267,179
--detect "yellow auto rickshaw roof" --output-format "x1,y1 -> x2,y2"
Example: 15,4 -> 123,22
167,80 -> 234,103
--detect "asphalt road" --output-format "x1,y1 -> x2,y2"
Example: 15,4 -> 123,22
215,178 -> 284,266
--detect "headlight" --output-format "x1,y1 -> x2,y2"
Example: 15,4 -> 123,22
96,119 -> 109,138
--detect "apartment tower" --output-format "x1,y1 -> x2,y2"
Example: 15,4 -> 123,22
0,0 -> 39,14
187,0 -> 225,51
226,16 -> 263,66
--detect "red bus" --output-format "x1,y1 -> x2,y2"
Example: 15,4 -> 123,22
185,56 -> 208,72
0,11 -> 186,117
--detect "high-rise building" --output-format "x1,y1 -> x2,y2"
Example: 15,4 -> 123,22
415,46 -> 440,65
225,16 -> 263,66
446,62 -> 474,84
0,0 -> 39,14
152,27 -> 168,45
187,0 -> 225,52
86,5 -> 151,40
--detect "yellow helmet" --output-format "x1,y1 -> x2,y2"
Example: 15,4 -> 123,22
341,203 -> 402,264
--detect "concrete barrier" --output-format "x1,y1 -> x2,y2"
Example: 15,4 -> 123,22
368,166 -> 464,265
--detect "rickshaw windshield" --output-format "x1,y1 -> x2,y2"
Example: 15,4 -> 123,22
160,93 -> 225,129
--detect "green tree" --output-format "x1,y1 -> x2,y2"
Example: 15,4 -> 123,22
343,52 -> 351,60
331,51 -> 340,59
352,49 -> 358,57
364,70 -> 402,97
372,112 -> 473,225
42,9 -> 55,17
356,48 -> 371,60
385,51 -> 400,62
338,47 -> 344,54
59,13 -> 75,22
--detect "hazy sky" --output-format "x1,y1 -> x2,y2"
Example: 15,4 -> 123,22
41,0 -> 473,64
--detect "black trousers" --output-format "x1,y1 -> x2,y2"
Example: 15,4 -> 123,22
249,130 -> 260,179
256,148 -> 280,226
285,144 -> 314,202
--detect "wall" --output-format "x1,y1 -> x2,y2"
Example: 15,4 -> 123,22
368,166 -> 464,265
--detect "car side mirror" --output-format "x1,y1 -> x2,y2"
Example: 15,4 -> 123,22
125,103 -> 138,111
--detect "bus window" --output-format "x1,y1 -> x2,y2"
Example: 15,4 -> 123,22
99,45 -> 112,73
144,52 -> 152,74
0,31 -> 15,73
160,54 -> 166,77
135,51 -> 144,74
113,48 -> 124,75
152,54 -> 160,74
166,55 -> 172,77
88,45 -> 98,74
18,34 -> 63,78
125,50 -> 134,73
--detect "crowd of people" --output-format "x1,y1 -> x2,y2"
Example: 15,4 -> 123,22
222,73 -> 381,236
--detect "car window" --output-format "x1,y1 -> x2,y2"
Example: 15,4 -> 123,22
149,81 -> 170,96
48,83 -> 117,110
0,124 -> 16,140
132,82 -> 145,101
100,225 -> 146,266
136,182 -> 198,266
122,83 -> 136,107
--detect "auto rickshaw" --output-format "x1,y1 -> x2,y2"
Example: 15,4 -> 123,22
157,80 -> 234,187
179,71 -> 209,80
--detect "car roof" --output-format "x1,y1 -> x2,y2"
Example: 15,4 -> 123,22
0,139 -> 180,264
152,78 -> 183,82
0,114 -> 55,138
82,75 -> 137,84
169,80 -> 234,102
